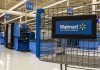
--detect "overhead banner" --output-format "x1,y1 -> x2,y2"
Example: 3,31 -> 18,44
52,15 -> 97,39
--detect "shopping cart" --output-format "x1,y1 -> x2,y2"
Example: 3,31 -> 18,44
37,4 -> 100,70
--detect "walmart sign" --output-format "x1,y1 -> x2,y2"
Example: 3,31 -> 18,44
60,22 -> 86,31
56,20 -> 91,34
52,15 -> 97,39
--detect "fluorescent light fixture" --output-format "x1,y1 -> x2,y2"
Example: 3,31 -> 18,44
0,0 -> 26,18
44,0 -> 67,9
0,9 -> 36,17
9,0 -> 26,11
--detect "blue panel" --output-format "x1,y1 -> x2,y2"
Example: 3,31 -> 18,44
67,7 -> 73,14
18,41 -> 29,51
29,41 -> 36,54
84,41 -> 88,49
79,40 -> 98,50
97,18 -> 100,22
0,32 -> 3,36
0,32 -> 4,45
29,41 -> 55,54
14,37 -> 18,50
1,37 -> 4,45
40,42 -> 55,54
0,32 -> 2,44
36,8 -> 44,58
36,13 -> 41,58
25,1 -> 34,10
37,8 -> 44,13
97,32 -> 100,38
79,40 -> 84,48
56,20 -> 92,35
0,37 -> 1,44
29,32 -> 35,41
13,22 -> 20,37
98,39 -> 100,45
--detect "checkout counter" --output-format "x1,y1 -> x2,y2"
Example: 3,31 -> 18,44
29,39 -> 56,54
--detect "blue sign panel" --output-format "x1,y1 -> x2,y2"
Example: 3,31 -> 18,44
25,1 -> 33,10
4,14 -> 10,21
52,15 -> 97,39
98,19 -> 100,22
67,7 -> 73,14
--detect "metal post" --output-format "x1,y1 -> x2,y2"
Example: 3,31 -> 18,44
60,64 -> 63,70
65,64 -> 67,70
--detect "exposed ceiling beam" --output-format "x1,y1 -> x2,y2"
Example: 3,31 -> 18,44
0,0 -> 26,18
0,9 -> 35,17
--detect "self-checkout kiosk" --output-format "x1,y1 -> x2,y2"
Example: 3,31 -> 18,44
13,22 -> 35,51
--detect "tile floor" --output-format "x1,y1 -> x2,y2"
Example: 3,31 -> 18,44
0,45 -> 99,70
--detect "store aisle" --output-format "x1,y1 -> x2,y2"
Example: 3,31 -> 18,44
0,45 -> 60,70
0,45 -> 99,70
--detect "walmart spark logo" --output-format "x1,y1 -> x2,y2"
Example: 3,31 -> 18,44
60,22 -> 86,31
79,23 -> 86,30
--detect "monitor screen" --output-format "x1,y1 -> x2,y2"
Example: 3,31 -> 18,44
52,15 -> 97,39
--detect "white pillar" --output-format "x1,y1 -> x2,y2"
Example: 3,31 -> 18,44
92,0 -> 97,14
67,0 -> 69,6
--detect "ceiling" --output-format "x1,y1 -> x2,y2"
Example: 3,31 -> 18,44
0,0 -> 92,10
0,0 -> 99,31
0,0 -> 23,10
0,0 -> 99,24
0,0 -> 66,21
0,0 -> 61,10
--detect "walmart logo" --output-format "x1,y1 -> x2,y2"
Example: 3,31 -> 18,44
60,22 -> 86,31
79,23 -> 86,30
